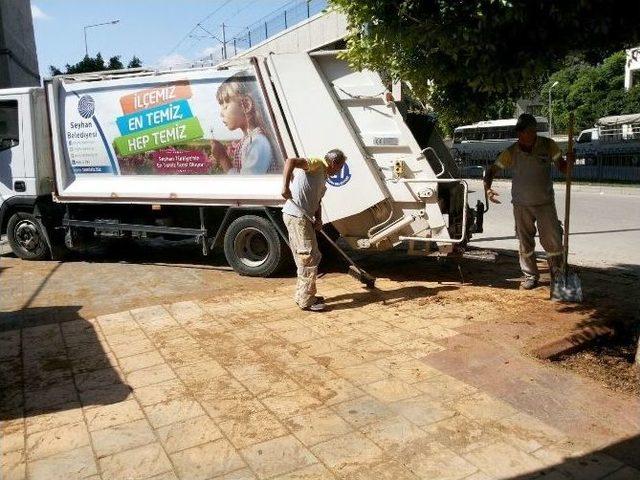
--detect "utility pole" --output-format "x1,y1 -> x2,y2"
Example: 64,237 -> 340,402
83,20 -> 120,57
548,80 -> 559,136
221,23 -> 227,59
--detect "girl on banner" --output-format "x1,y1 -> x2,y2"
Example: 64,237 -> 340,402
209,72 -> 282,175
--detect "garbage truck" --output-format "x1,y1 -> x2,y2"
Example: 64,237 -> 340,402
0,51 -> 485,276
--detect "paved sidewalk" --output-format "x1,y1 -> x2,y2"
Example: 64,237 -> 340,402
2,273 -> 638,480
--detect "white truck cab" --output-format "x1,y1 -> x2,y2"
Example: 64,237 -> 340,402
0,87 -> 54,200
0,88 -> 56,259
576,127 -> 598,144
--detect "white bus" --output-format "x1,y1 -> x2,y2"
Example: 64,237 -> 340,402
451,117 -> 549,166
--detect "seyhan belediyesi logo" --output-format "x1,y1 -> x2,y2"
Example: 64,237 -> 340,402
78,95 -> 95,119
327,163 -> 351,187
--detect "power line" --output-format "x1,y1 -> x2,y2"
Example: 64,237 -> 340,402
166,0 -> 233,55
196,24 -> 223,43
240,0 -> 298,30
218,0 -> 268,27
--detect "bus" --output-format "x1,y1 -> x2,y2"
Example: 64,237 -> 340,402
451,117 -> 549,166
574,114 -> 640,182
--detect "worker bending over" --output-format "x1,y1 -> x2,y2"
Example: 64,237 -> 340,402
484,113 -> 568,290
281,149 -> 347,311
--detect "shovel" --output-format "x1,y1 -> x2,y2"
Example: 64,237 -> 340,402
551,113 -> 583,302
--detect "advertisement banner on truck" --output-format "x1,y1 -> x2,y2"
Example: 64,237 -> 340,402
59,70 -> 283,176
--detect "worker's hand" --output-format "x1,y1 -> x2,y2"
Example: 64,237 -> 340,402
313,218 -> 323,231
486,188 -> 501,204
281,187 -> 292,200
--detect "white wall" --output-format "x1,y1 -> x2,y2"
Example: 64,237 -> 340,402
224,10 -> 347,62
0,0 -> 40,88
625,47 -> 640,91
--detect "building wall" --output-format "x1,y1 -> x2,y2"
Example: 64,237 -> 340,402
225,10 -> 347,62
0,0 -> 40,88
625,47 -> 640,91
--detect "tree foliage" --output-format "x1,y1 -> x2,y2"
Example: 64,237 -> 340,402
331,0 -> 640,131
128,56 -> 142,69
49,53 -> 143,76
542,51 -> 640,133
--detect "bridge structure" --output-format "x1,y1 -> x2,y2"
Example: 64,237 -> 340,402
221,2 -> 348,64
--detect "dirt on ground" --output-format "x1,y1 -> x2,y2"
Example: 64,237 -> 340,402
366,248 -> 640,398
2,238 -> 638,398
554,335 -> 640,397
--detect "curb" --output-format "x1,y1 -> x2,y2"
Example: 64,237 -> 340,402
531,324 -> 615,360
489,179 -> 640,197
0,237 -> 10,255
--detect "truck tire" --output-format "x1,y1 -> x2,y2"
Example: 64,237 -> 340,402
223,215 -> 287,277
6,212 -> 50,260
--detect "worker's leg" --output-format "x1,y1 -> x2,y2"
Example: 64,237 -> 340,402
534,203 -> 564,279
283,213 -> 319,308
513,205 -> 539,281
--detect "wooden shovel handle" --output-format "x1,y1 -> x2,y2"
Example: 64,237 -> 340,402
563,114 -> 574,277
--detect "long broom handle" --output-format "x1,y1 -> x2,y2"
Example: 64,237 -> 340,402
287,199 -> 361,270
563,113 -> 574,279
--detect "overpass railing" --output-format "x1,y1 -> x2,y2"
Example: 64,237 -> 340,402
228,0 -> 328,57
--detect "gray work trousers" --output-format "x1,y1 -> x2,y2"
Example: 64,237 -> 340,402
513,203 -> 564,280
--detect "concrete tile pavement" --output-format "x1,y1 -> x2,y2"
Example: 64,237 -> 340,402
1,277 -> 639,480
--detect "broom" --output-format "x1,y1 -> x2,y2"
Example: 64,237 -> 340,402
288,200 -> 376,288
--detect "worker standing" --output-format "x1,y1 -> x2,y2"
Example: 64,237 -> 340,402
484,113 -> 568,290
281,149 -> 347,311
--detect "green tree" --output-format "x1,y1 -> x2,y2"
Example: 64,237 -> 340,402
331,0 -> 640,132
542,51 -> 640,133
128,56 -> 142,69
107,56 -> 124,70
49,53 -> 142,76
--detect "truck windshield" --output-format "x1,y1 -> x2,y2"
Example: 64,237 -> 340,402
0,100 -> 19,151
577,131 -> 592,143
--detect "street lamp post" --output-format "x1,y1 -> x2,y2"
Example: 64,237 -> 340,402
548,80 -> 559,136
84,20 -> 120,57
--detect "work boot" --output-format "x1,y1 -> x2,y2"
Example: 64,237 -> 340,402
520,277 -> 539,290
301,298 -> 326,312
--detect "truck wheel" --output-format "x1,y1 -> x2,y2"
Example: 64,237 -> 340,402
6,212 -> 50,260
223,215 -> 287,277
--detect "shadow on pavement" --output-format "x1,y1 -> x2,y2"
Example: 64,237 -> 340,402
0,306 -> 132,422
357,248 -> 523,290
326,285 -> 459,312
54,237 -> 229,269
506,434 -> 640,478
29,237 -> 306,278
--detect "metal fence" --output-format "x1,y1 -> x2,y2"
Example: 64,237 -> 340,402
457,152 -> 640,183
229,0 -> 328,57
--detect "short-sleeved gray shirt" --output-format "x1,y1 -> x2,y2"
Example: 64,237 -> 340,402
282,158 -> 328,218
495,136 -> 562,206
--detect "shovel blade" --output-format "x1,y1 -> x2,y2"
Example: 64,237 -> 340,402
551,271 -> 583,302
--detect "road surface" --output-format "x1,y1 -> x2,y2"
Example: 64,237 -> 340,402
468,180 -> 640,269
